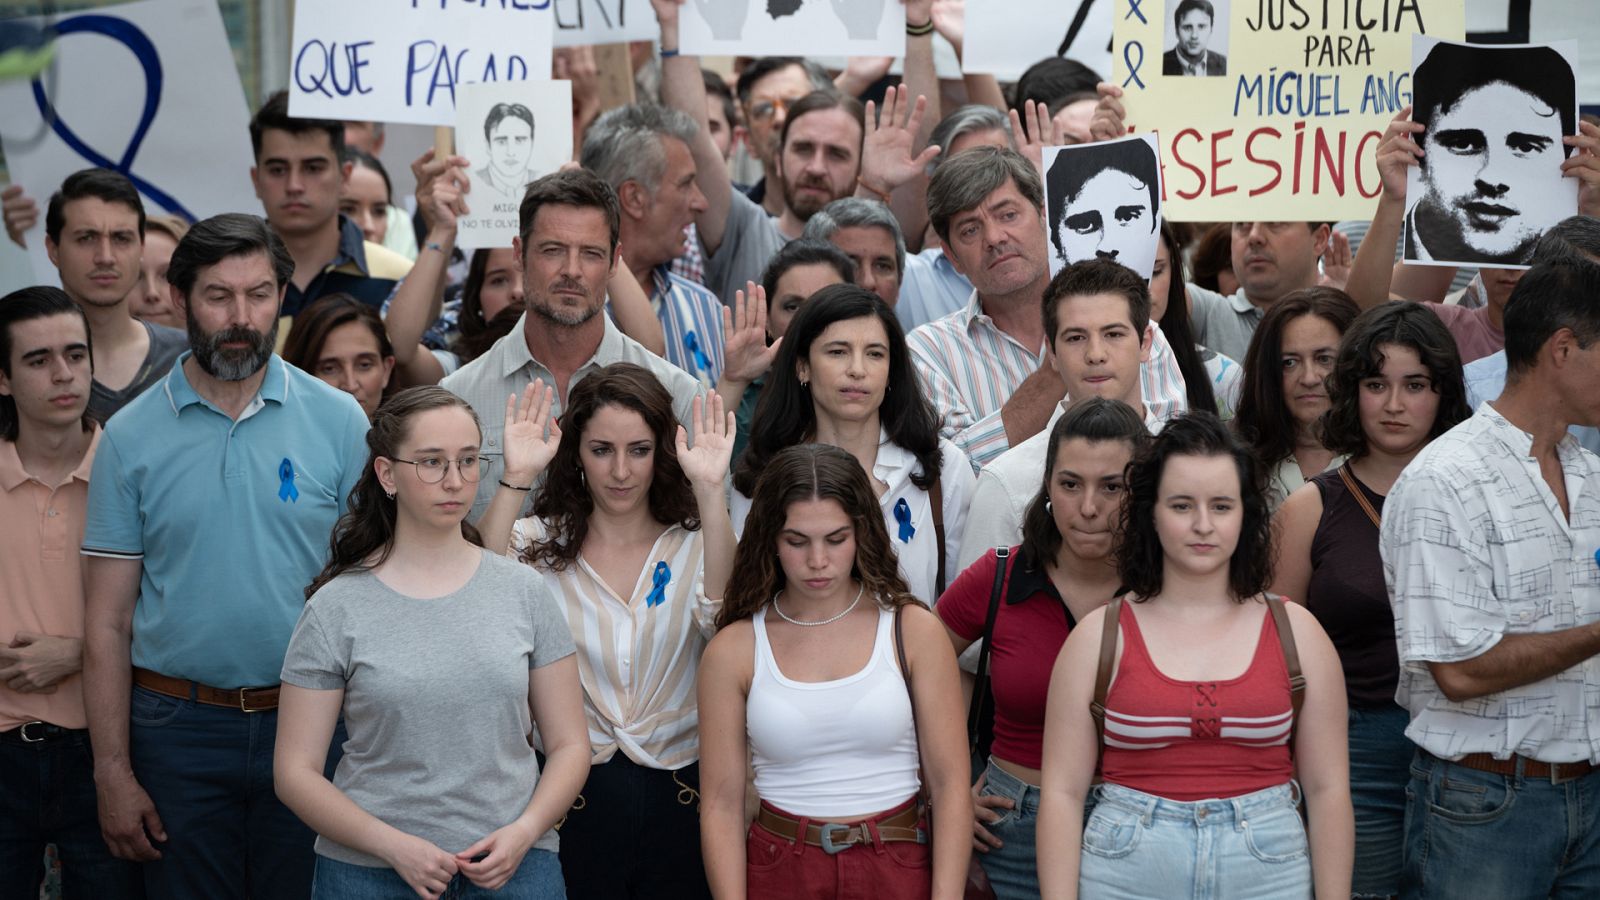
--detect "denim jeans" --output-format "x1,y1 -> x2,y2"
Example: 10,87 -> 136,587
974,759 -> 1042,900
1401,749 -> 1600,900
129,685 -> 343,900
0,726 -> 143,900
1348,704 -> 1410,899
311,849 -> 565,899
1078,782 -> 1311,900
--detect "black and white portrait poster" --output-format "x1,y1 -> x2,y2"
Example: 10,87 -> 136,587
1043,133 -> 1165,279
454,81 -> 573,250
1162,0 -> 1230,77
1404,37 -> 1580,268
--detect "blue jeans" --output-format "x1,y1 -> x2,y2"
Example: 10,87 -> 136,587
1401,749 -> 1600,900
974,760 -> 1042,900
1348,704 -> 1409,898
129,685 -> 343,899
311,849 -> 565,899
0,725 -> 143,900
1079,782 -> 1311,900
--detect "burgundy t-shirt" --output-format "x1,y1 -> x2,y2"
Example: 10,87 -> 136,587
937,546 -> 1075,770
1430,303 -> 1502,364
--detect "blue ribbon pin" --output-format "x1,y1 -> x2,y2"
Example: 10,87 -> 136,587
645,561 -> 671,608
30,16 -> 197,221
684,330 -> 712,374
893,498 -> 915,543
278,458 -> 299,503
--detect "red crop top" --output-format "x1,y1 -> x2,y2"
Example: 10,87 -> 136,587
1098,603 -> 1295,801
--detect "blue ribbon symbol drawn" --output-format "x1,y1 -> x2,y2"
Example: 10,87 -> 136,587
30,16 -> 196,221
893,498 -> 915,543
278,458 -> 299,504
1122,41 -> 1146,90
645,561 -> 671,608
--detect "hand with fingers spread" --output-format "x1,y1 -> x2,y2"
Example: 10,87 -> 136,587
383,831 -> 459,900
1563,120 -> 1600,218
2,184 -> 39,248
1009,99 -> 1066,180
676,391 -> 736,490
859,85 -> 943,197
455,820 -> 538,891
1318,229 -> 1352,291
501,381 -> 563,489
719,282 -> 781,389
1088,83 -> 1129,143
413,149 -> 473,234
1374,106 -> 1424,205
970,769 -> 1016,853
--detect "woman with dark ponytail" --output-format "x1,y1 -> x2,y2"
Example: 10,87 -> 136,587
276,386 -> 589,900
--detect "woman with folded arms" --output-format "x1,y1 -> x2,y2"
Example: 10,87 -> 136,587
275,387 -> 590,900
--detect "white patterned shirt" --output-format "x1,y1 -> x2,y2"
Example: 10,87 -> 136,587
907,291 -> 1188,470
1381,403 -> 1600,764
509,520 -> 719,769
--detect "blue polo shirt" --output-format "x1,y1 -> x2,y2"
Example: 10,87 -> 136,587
82,353 -> 369,688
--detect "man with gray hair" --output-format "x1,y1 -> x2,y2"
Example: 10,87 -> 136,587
581,104 -> 726,386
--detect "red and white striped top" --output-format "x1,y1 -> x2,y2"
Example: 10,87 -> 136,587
1099,603 -> 1295,801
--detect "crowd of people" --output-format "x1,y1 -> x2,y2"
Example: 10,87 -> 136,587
4,1 -> 1600,899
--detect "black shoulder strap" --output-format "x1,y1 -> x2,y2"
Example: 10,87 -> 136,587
928,474 -> 947,596
966,547 -> 1010,754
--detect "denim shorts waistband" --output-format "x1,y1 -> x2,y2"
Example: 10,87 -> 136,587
1095,781 -> 1300,824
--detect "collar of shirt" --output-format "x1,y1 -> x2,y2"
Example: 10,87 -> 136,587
332,215 -> 371,276
1476,400 -> 1582,464
1004,547 -> 1067,606
493,312 -> 623,381
1227,288 -> 1262,319
0,426 -> 99,492
160,352 -> 287,418
873,426 -> 915,487
962,289 -> 1046,358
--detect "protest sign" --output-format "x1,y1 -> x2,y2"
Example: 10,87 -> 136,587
680,0 -> 906,58
1112,0 -> 1464,221
454,81 -> 573,250
0,0 -> 259,282
1043,134 -> 1165,278
1402,38 -> 1579,268
966,0 -> 1114,83
554,0 -> 659,46
289,1 -> 553,127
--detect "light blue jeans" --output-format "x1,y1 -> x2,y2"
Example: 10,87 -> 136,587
974,760 -> 1042,900
311,849 -> 565,899
1079,782 -> 1311,900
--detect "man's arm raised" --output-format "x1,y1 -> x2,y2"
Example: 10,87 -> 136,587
653,0 -> 735,256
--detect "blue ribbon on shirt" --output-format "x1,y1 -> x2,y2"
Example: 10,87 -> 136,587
646,561 -> 671,607
278,458 -> 299,503
893,498 -> 915,543
684,330 -> 711,374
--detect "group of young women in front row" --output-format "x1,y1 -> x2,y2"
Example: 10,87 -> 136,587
269,264 -> 1470,899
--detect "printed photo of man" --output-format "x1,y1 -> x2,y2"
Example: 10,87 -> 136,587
1163,0 -> 1227,77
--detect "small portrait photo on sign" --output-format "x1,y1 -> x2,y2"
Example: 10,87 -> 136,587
455,81 -> 572,250
1162,0 -> 1229,77
1044,133 -> 1165,279
1404,37 -> 1579,268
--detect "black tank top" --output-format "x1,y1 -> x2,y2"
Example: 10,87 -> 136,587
1306,466 -> 1399,709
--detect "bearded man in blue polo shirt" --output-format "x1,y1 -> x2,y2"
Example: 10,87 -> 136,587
80,213 -> 369,899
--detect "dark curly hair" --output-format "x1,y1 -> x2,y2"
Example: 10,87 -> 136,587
1320,302 -> 1472,460
1232,287 -> 1360,467
520,363 -> 700,572
719,444 -> 919,629
1019,398 -> 1149,566
1116,411 -> 1273,602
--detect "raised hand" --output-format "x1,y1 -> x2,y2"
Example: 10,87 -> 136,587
412,149 -> 472,233
719,282 -> 780,387
930,0 -> 965,54
1318,229 -> 1352,291
1009,99 -> 1066,180
1088,83 -> 1128,143
383,831 -> 458,900
455,820 -> 537,891
1374,106 -> 1423,204
501,381 -> 562,488
676,391 -> 735,489
1563,119 -> 1600,218
859,85 -> 942,196
2,184 -> 38,248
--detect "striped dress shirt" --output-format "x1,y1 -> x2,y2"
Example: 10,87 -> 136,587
650,266 -> 726,389
907,290 -> 1188,470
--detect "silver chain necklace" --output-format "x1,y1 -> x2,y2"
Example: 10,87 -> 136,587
772,582 -> 865,627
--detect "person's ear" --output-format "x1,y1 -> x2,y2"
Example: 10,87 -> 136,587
1312,222 -> 1331,257
512,236 -> 527,273
169,282 -> 189,317
339,159 -> 354,185
373,457 -> 398,497
1140,323 -> 1153,363
938,236 -> 967,277
617,180 -> 649,220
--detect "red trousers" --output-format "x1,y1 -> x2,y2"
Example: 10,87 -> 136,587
745,797 -> 933,900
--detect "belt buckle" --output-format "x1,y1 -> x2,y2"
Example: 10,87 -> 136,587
817,822 -> 854,855
238,688 -> 272,714
19,721 -> 47,743
1550,762 -> 1587,786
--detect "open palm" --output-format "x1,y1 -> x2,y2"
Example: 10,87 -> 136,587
502,380 -> 562,486
676,391 -> 735,488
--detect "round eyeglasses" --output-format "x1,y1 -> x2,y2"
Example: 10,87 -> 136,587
389,455 -> 488,484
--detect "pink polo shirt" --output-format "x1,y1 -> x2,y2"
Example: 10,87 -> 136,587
0,428 -> 98,730
1430,304 -> 1503,365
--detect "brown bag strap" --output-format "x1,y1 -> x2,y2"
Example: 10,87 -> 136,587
927,474 -> 947,597
1337,464 -> 1382,530
1089,596 -> 1124,746
1265,596 -> 1307,743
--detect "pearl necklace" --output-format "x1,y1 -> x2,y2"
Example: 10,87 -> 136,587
772,582 -> 865,627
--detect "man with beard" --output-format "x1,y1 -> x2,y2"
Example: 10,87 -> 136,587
80,213 -> 369,899
41,168 -> 185,424
441,169 -> 701,520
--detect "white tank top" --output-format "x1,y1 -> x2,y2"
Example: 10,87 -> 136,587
747,605 -> 922,816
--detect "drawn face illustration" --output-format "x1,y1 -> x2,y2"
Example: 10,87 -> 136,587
1057,169 -> 1155,266
489,116 -> 534,187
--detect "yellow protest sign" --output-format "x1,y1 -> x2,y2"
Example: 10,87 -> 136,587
1112,0 -> 1464,221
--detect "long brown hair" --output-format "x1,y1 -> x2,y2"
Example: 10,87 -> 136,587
306,386 -> 483,599
1232,287 -> 1360,466
718,443 -> 918,629
520,363 -> 700,572
281,293 -> 396,406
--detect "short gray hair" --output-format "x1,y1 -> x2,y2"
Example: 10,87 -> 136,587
927,104 -> 1012,172
926,146 -> 1043,244
802,198 -> 906,276
580,104 -> 700,194
1533,215 -> 1600,264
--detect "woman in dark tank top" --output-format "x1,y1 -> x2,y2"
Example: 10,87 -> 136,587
1271,302 -> 1471,899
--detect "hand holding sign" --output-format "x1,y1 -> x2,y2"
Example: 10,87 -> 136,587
1373,107 -> 1423,205
1562,120 -> 1600,219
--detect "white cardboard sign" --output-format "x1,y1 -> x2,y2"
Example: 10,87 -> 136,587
454,81 -> 574,250
554,0 -> 660,46
679,0 -> 907,58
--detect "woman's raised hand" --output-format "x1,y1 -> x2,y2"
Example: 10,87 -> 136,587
676,390 -> 736,489
501,380 -> 562,488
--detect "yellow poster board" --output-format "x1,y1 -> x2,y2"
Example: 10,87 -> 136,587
1112,0 -> 1465,220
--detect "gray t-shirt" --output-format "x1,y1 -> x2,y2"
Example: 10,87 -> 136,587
702,190 -> 790,305
281,550 -> 576,867
88,320 -> 186,425
1185,284 -> 1263,363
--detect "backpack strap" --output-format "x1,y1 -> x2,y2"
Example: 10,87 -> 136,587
966,547 -> 1010,756
928,474 -> 947,596
1265,596 -> 1307,743
1089,596 -> 1124,745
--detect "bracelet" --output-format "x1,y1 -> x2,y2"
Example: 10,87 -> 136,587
856,175 -> 892,202
906,19 -> 935,36
423,241 -> 445,254
498,479 -> 533,492
660,47 -> 680,59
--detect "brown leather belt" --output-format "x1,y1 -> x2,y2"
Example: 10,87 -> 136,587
1452,752 -> 1595,784
133,668 -> 280,713
755,801 -> 925,855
